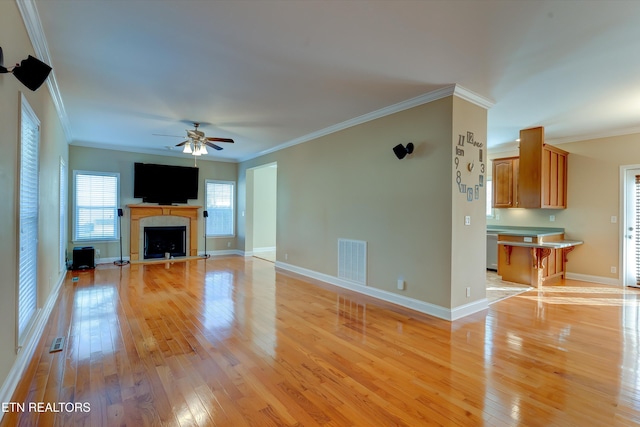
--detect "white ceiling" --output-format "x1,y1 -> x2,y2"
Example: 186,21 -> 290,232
28,0 -> 640,162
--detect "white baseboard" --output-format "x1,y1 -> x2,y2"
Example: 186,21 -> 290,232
253,247 -> 276,253
565,272 -> 621,286
275,261 -> 488,321
244,251 -> 254,257
198,249 -> 244,257
0,270 -> 66,416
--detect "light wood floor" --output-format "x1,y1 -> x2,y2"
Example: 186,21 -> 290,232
3,256 -> 640,426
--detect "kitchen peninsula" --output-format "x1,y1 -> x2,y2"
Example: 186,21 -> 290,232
489,226 -> 582,287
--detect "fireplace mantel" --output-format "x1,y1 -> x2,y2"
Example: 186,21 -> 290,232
127,204 -> 201,261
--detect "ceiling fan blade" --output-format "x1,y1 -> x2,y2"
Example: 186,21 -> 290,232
153,133 -> 184,138
204,141 -> 224,151
206,137 -> 234,143
175,140 -> 189,147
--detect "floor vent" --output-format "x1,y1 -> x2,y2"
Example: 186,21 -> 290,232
338,239 -> 367,285
49,336 -> 64,353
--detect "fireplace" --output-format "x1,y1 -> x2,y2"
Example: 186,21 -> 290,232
144,226 -> 187,259
127,204 -> 200,262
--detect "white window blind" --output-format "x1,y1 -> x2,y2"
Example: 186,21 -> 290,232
74,171 -> 119,241
18,94 -> 40,345
59,159 -> 67,271
205,180 -> 235,236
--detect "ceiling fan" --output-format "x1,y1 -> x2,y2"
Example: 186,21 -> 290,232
155,122 -> 234,156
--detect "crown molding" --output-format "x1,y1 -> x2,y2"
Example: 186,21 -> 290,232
240,84 -> 494,162
545,126 -> 640,146
453,85 -> 495,109
16,0 -> 72,143
69,141 -> 238,163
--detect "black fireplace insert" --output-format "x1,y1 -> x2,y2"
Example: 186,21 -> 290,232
144,226 -> 187,259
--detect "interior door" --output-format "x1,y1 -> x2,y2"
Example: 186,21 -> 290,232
623,168 -> 640,287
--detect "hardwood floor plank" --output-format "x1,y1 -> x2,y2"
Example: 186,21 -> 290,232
3,256 -> 640,426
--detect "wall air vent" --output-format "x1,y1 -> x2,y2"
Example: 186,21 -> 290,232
338,239 -> 367,285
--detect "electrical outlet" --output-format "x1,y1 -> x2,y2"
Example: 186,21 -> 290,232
397,278 -> 405,290
611,216 -> 617,223
611,266 -> 617,274
285,253 -> 288,261
466,287 -> 471,298
227,241 -> 231,248
95,249 -> 101,257
549,215 -> 555,222
464,216 -> 471,226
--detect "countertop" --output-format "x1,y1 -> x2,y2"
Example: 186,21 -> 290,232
496,239 -> 583,249
487,226 -> 564,237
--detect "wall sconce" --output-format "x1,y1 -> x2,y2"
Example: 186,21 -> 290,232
0,47 -> 52,91
393,142 -> 414,159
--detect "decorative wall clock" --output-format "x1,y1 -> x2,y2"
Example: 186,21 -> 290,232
454,131 -> 484,202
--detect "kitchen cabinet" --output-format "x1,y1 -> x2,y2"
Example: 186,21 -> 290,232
492,156 -> 519,208
494,228 -> 582,287
518,126 -> 568,209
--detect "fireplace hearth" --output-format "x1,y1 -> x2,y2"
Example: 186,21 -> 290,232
144,226 -> 187,259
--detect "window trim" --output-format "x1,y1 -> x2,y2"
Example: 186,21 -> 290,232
72,170 -> 120,242
486,178 -> 494,218
205,179 -> 235,238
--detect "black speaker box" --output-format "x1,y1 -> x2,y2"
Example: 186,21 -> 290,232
72,246 -> 95,270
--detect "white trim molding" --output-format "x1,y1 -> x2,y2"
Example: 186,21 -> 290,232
199,249 -> 244,257
17,0 -> 72,142
0,271 -> 65,420
253,247 -> 276,253
241,84 -> 494,162
565,272 -> 621,287
275,261 -> 489,321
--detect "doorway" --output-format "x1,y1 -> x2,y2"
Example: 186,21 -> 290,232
622,166 -> 640,288
247,163 -> 277,262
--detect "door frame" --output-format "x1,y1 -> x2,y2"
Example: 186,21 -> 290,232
620,164 -> 640,287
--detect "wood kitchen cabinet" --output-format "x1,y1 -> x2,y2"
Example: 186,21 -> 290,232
492,156 -> 519,208
518,126 -> 568,209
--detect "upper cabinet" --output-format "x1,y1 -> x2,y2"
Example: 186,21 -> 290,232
492,156 -> 519,208
518,127 -> 568,209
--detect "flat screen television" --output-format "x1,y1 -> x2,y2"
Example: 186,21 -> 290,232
134,162 -> 199,204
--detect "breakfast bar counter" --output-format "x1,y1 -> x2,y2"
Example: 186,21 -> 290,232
491,226 -> 582,287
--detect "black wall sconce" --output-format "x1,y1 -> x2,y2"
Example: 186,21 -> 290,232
393,142 -> 414,159
0,47 -> 52,91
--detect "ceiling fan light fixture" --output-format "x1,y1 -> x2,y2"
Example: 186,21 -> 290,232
183,142 -> 192,154
200,143 -> 208,155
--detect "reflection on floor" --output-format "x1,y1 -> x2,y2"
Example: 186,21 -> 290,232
486,270 -> 532,304
253,250 -> 276,262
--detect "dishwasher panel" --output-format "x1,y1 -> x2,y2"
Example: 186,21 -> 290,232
487,233 -> 498,270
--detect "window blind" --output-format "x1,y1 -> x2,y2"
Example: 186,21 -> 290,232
59,159 -> 67,271
635,175 -> 640,286
74,171 -> 119,241
205,180 -> 235,236
18,95 -> 40,344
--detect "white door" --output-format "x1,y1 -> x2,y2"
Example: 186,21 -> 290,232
623,167 -> 640,287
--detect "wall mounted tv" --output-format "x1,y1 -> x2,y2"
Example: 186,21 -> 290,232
134,162 -> 199,205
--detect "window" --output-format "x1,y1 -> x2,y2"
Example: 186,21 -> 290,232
59,158 -> 67,272
486,179 -> 493,217
205,180 -> 235,237
73,171 -> 119,241
18,94 -> 40,345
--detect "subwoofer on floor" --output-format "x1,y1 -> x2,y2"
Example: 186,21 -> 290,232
72,246 -> 95,270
